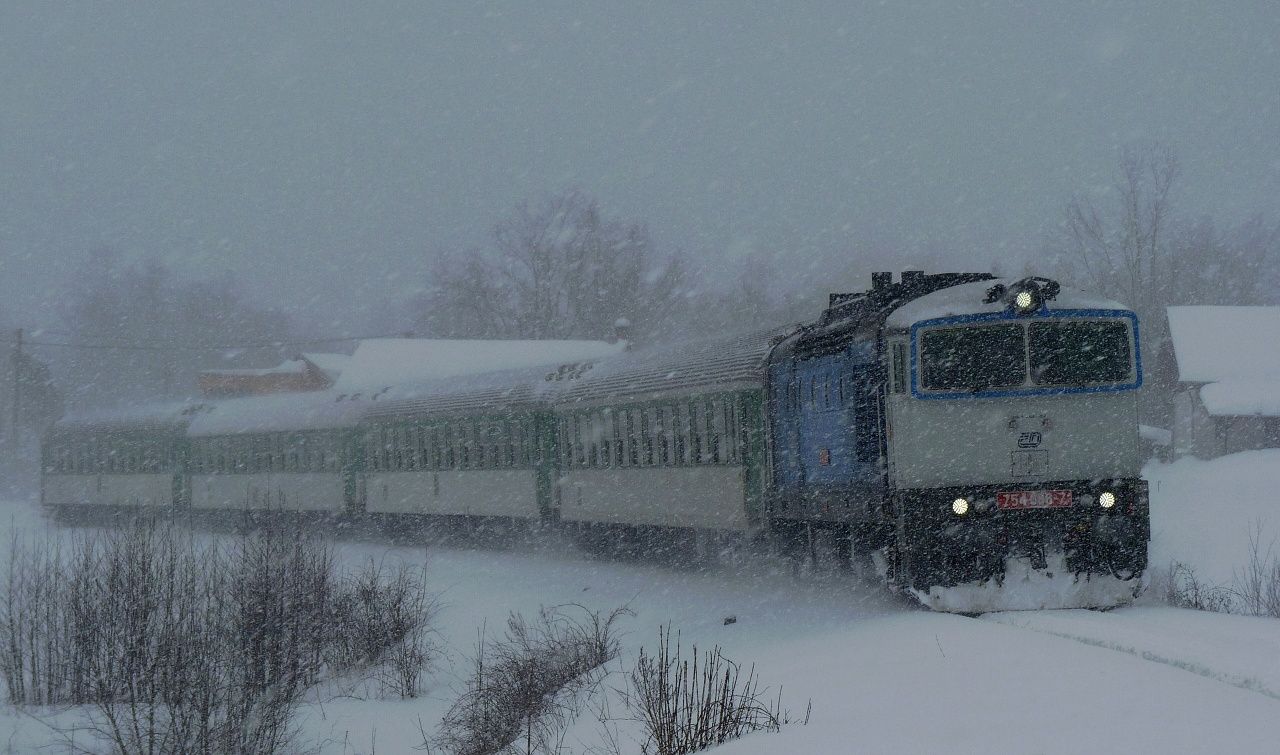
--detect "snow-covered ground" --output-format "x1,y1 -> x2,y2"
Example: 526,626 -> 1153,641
1147,450 -> 1280,590
2,451 -> 1278,753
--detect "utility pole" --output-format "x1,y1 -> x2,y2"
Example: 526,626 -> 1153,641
10,328 -> 21,449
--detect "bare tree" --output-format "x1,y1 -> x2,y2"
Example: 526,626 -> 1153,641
1063,144 -> 1181,323
1168,215 -> 1280,306
415,190 -> 692,342
1058,145 -> 1182,422
55,250 -> 294,409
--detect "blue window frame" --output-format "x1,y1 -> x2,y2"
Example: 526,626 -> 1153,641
909,308 -> 1142,400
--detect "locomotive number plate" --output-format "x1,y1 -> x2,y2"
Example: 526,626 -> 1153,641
996,489 -> 1072,510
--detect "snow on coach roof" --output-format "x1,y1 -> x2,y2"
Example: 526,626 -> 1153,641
186,390 -> 373,436
362,364 -> 559,421
884,279 -> 1128,329
334,338 -> 625,392
363,328 -> 794,419
53,400 -> 213,434
552,327 -> 794,405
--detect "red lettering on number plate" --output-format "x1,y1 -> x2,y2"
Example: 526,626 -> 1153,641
996,489 -> 1072,510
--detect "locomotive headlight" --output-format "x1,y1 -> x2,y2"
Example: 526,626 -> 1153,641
951,497 -> 971,516
1014,290 -> 1035,310
1098,491 -> 1117,509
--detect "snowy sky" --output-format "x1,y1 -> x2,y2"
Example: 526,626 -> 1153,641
2,2 -> 1278,328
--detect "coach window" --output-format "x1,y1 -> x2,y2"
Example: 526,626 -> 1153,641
674,405 -> 686,465
563,416 -> 573,468
465,421 -> 477,469
473,423 -> 486,469
641,408 -> 655,466
489,422 -> 502,468
499,421 -> 509,467
589,410 -> 606,466
653,407 -> 668,466
567,414 -> 580,468
724,398 -> 739,464
689,401 -> 703,465
708,399 -> 723,464
490,421 -> 503,468
434,425 -> 446,469
459,422 -> 470,469
586,413 -> 600,467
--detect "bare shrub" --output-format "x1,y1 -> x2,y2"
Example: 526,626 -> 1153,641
0,521 -> 437,754
329,559 -> 438,697
432,604 -> 629,755
630,627 -> 795,755
1235,521 -> 1280,618
1165,561 -> 1235,614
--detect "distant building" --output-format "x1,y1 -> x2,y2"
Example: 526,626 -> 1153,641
198,353 -> 350,397
1168,306 -> 1280,458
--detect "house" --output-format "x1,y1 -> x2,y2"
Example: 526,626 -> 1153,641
1167,306 -> 1280,458
197,353 -> 349,397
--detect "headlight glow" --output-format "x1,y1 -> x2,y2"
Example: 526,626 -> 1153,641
951,497 -> 970,516
1098,491 -> 1117,509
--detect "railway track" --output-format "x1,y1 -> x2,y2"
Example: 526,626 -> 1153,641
980,606 -> 1280,700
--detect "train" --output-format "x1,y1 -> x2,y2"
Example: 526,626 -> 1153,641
40,271 -> 1149,612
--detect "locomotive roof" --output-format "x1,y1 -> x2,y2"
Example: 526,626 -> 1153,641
884,279 -> 1130,330
51,400 -> 213,435
550,327 -> 795,407
185,390 -> 372,436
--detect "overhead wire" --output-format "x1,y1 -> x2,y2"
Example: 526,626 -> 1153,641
0,332 -> 410,353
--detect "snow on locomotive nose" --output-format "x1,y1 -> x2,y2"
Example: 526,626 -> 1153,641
767,272 -> 1148,612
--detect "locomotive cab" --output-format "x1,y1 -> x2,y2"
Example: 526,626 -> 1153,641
882,276 -> 1148,610
765,271 -> 1150,612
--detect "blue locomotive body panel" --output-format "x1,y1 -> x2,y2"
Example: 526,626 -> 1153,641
769,336 -> 883,521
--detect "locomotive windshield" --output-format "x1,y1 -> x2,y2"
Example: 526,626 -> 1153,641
1029,320 -> 1131,386
920,324 -> 1025,391
918,317 -> 1135,393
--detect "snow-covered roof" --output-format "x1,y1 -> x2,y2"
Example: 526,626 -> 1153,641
333,338 -> 626,392
551,327 -> 792,406
201,360 -> 310,377
366,328 -> 793,418
1167,306 -> 1280,384
885,280 -> 1128,329
52,400 -> 213,435
1198,379 -> 1280,417
362,364 -> 560,422
300,352 -> 351,381
186,391 -> 371,436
